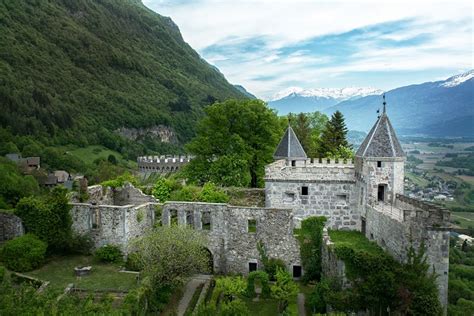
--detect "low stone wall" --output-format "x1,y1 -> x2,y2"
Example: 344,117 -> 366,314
0,212 -> 24,242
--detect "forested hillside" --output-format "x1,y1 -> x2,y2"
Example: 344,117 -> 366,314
0,0 -> 245,158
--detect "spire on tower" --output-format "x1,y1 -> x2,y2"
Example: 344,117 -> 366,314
382,94 -> 387,114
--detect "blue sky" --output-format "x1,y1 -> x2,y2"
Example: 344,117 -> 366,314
143,0 -> 473,100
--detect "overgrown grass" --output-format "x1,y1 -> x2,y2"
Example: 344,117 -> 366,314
242,297 -> 279,315
328,230 -> 385,256
68,145 -> 136,168
24,255 -> 138,291
451,212 -> 474,229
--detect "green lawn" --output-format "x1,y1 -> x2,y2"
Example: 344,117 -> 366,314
451,212 -> 474,229
405,172 -> 429,187
243,297 -> 279,315
329,230 -> 384,255
68,145 -> 136,168
25,255 -> 139,291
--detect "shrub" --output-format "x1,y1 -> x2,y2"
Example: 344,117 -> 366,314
95,245 -> 123,263
67,233 -> 94,255
1,234 -> 47,272
0,265 -> 5,283
125,252 -> 143,271
198,182 -> 229,203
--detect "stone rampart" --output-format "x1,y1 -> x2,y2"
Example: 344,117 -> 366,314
137,155 -> 192,174
365,201 -> 449,311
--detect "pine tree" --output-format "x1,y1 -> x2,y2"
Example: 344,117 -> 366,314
319,110 -> 352,157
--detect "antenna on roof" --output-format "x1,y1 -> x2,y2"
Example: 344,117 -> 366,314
382,94 -> 387,114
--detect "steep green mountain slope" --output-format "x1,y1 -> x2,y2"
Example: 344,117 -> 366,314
0,0 -> 245,158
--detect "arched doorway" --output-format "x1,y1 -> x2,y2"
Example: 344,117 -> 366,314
201,248 -> 214,274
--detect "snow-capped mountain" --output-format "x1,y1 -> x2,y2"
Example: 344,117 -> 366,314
324,70 -> 474,137
440,69 -> 474,88
270,86 -> 382,102
268,86 -> 382,114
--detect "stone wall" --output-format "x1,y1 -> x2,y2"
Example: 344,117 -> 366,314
265,159 -> 358,230
321,228 -> 350,289
0,212 -> 24,242
71,202 -> 157,252
161,202 -> 301,275
365,199 -> 450,311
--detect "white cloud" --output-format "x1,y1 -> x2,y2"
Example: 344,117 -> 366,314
143,0 -> 473,99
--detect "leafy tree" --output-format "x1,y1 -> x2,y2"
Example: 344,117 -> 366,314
186,99 -> 280,187
15,187 -> 72,253
151,178 -> 173,202
289,112 -> 312,154
0,158 -> 39,209
271,268 -> 299,313
1,234 -> 47,272
107,154 -> 118,165
319,111 -> 352,157
131,225 -> 208,288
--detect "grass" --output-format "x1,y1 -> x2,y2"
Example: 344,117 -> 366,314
242,297 -> 279,315
25,255 -> 138,292
68,145 -> 136,168
405,172 -> 429,188
451,212 -> 474,229
328,230 -> 384,256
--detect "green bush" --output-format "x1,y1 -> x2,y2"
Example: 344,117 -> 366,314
125,252 -> 143,271
67,233 -> 94,255
95,245 -> 123,263
198,182 -> 229,203
0,265 -> 5,283
1,234 -> 47,272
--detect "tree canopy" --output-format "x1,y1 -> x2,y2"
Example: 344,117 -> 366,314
185,99 -> 281,187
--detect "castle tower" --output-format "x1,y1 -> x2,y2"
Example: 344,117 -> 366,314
355,95 -> 405,205
273,125 -> 307,166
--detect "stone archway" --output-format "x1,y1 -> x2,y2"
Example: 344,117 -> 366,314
202,247 -> 214,274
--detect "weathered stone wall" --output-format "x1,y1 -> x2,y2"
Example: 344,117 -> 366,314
113,183 -> 158,205
365,201 -> 449,311
321,229 -> 350,289
265,159 -> 358,230
355,157 -> 405,204
0,212 -> 24,242
71,202 -> 157,252
161,202 -> 301,275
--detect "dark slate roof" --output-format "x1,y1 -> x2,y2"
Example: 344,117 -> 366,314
356,113 -> 405,158
273,126 -> 307,159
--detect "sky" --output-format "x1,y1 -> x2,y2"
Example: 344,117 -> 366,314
142,0 -> 473,100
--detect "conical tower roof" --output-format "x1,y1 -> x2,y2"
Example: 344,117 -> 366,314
356,96 -> 404,158
273,126 -> 307,160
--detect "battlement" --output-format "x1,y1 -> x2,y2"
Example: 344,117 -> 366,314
395,194 -> 450,227
137,155 -> 193,173
265,158 -> 355,182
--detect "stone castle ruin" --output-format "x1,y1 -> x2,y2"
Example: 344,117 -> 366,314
69,98 -> 449,309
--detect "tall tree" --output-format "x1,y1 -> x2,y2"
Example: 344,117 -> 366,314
319,110 -> 352,157
185,99 -> 280,187
290,113 -> 312,155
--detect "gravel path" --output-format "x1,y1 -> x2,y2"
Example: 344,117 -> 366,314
177,275 -> 211,316
297,293 -> 306,316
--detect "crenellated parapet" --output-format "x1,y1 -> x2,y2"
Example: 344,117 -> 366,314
265,158 -> 355,182
395,194 -> 450,228
137,155 -> 193,173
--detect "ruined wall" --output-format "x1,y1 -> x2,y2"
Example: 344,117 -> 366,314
321,229 -> 350,289
365,198 -> 450,311
265,159 -> 359,230
161,202 -> 301,275
0,212 -> 24,242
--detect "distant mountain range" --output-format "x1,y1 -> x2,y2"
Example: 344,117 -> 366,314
268,71 -> 474,137
268,87 -> 382,114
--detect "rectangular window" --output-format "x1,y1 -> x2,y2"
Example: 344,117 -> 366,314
301,186 -> 308,196
293,265 -> 302,278
170,209 -> 178,226
248,262 -> 258,272
91,209 -> 100,229
248,219 -> 257,233
291,160 -> 296,167
201,211 -> 211,231
377,161 -> 382,168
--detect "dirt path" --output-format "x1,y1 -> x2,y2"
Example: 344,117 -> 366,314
177,275 -> 211,316
297,293 -> 306,316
